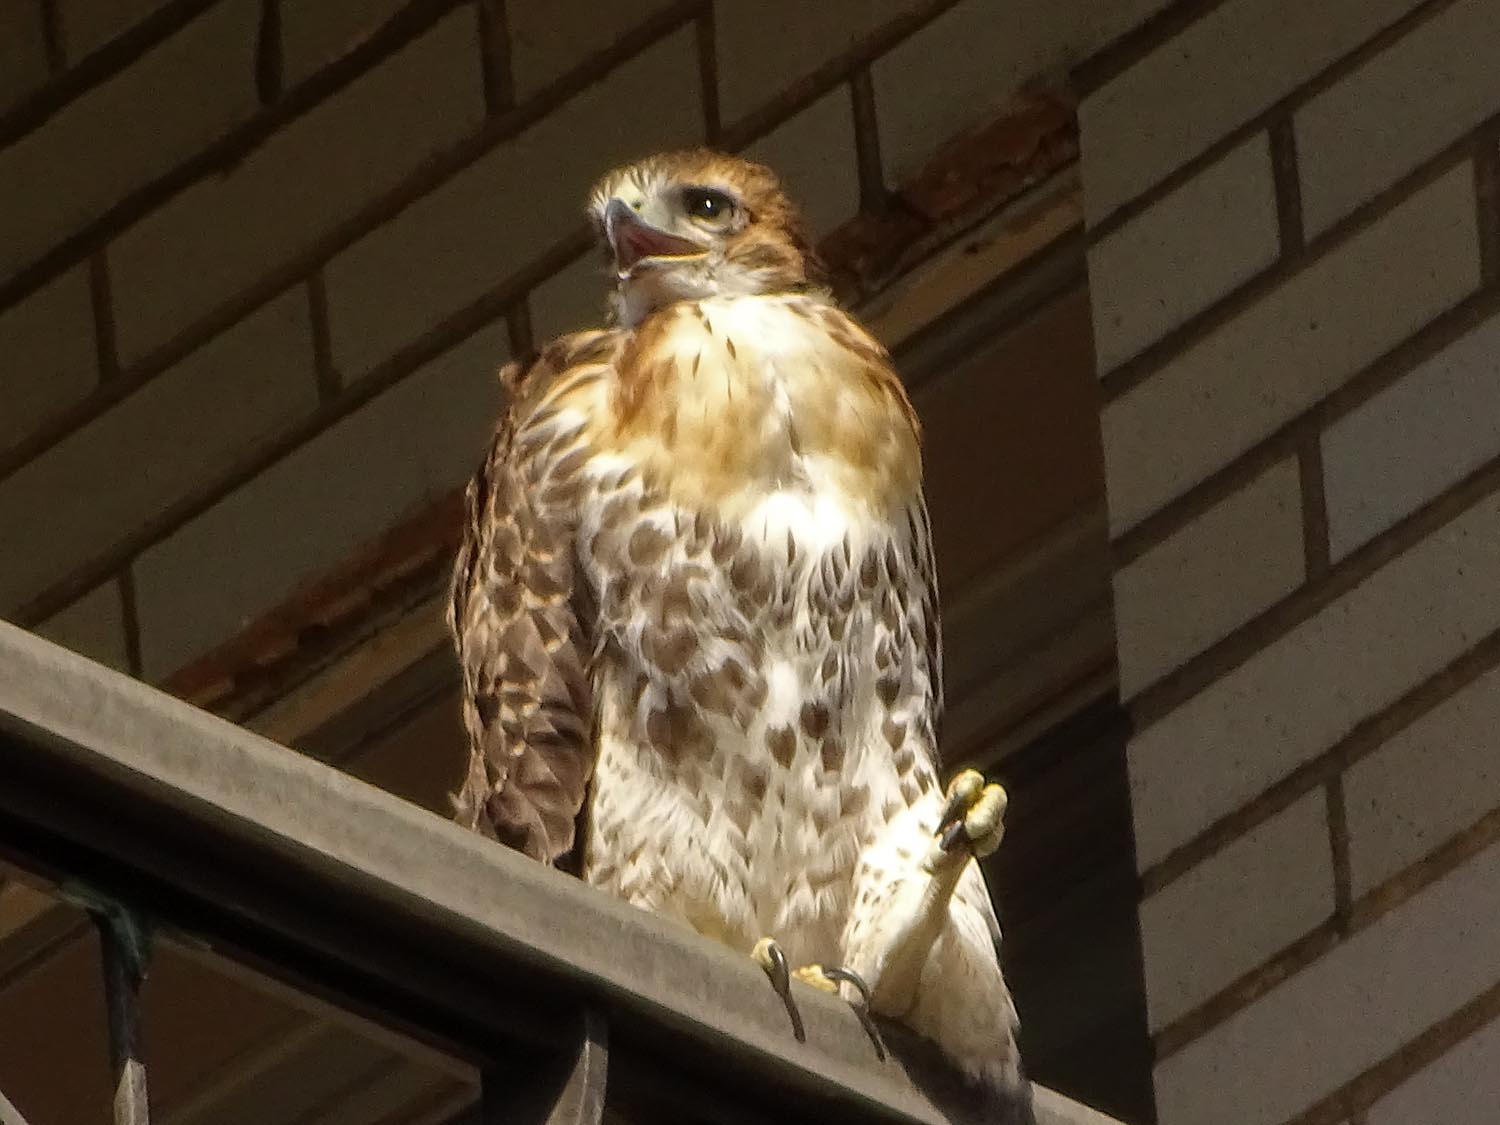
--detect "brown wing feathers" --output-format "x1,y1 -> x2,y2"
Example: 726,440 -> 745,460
449,341 -> 609,867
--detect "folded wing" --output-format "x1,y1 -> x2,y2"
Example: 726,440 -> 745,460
448,332 -> 621,867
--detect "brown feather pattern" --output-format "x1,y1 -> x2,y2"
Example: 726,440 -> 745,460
448,330 -> 623,865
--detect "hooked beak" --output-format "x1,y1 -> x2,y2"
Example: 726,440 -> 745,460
605,197 -> 705,272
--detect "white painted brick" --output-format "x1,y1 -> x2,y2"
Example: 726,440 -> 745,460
713,0 -> 908,123
0,268 -> 98,452
1141,790 -> 1332,1032
744,90 -> 859,239
1130,486 -> 1500,870
1102,163 -> 1478,535
58,0 -> 166,60
0,0 -> 260,279
133,321 -> 506,678
324,29 -> 701,378
1345,663 -> 1500,896
508,0 -> 678,98
0,290 -> 316,613
1155,837 -> 1500,1125
1089,133 -> 1280,374
0,0 -> 50,112
1367,1014 -> 1500,1125
109,8 -> 484,366
871,0 -> 1011,186
528,253 -> 612,343
279,0 -> 408,84
34,581 -> 130,672
872,0 -> 1170,185
1297,0 -> 1500,236
1113,457 -> 1304,699
1323,311 -> 1500,560
1081,0 -> 1422,225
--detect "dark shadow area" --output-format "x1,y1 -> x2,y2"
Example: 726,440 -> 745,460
986,698 -> 1153,1124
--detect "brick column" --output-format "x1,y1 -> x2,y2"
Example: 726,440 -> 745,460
1080,1 -> 1500,1122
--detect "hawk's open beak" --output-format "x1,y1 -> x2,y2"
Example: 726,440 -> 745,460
605,197 -> 705,272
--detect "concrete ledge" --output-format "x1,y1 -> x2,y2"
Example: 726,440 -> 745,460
0,622 -> 1123,1124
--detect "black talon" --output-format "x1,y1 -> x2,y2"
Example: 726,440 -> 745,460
759,940 -> 806,1043
822,966 -> 886,1061
937,784 -> 974,852
938,818 -> 968,852
939,787 -> 968,829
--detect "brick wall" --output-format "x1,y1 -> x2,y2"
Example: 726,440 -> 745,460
0,0 -> 1158,686
1083,1 -> 1500,1122
13,2 -> 1497,1120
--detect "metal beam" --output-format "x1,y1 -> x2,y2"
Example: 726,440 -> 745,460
481,1009 -> 607,1125
96,908 -> 152,1125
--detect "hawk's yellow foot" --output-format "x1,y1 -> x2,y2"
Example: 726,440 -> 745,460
791,963 -> 839,992
937,768 -> 1008,860
752,941 -> 885,1058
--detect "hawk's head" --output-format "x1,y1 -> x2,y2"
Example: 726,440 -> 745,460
588,149 -> 824,325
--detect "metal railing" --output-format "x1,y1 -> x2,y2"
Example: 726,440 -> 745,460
0,623 -> 1122,1125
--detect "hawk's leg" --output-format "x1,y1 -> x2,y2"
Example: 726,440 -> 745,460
838,769 -> 1022,1091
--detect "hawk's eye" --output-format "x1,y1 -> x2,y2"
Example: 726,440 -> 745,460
682,187 -> 736,226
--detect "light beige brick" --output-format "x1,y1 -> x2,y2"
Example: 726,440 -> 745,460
34,581 -> 130,672
508,0 -> 678,98
279,0 -> 409,84
1102,163 -> 1478,535
324,28 -> 701,377
871,0 -> 1010,186
1081,0 -> 1422,224
1113,457 -> 1304,698
528,253 -> 612,343
1155,837 -> 1500,1125
1296,0 -> 1500,236
0,290 -> 316,614
0,0 -> 260,279
872,0 -> 1170,185
1345,663 -> 1500,896
745,89 -> 858,239
1140,790 -> 1332,1031
1323,311 -> 1500,560
0,268 -> 98,452
109,8 -> 484,366
1129,486 -> 1500,870
1366,1015 -> 1500,1125
58,0 -> 166,60
0,0 -> 50,112
713,0 -> 910,123
133,321 -> 506,678
1089,133 -> 1280,374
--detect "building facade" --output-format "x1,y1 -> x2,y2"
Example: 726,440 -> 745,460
0,1 -> 1496,1122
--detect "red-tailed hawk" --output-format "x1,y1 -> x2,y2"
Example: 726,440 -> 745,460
449,149 -> 1021,1095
